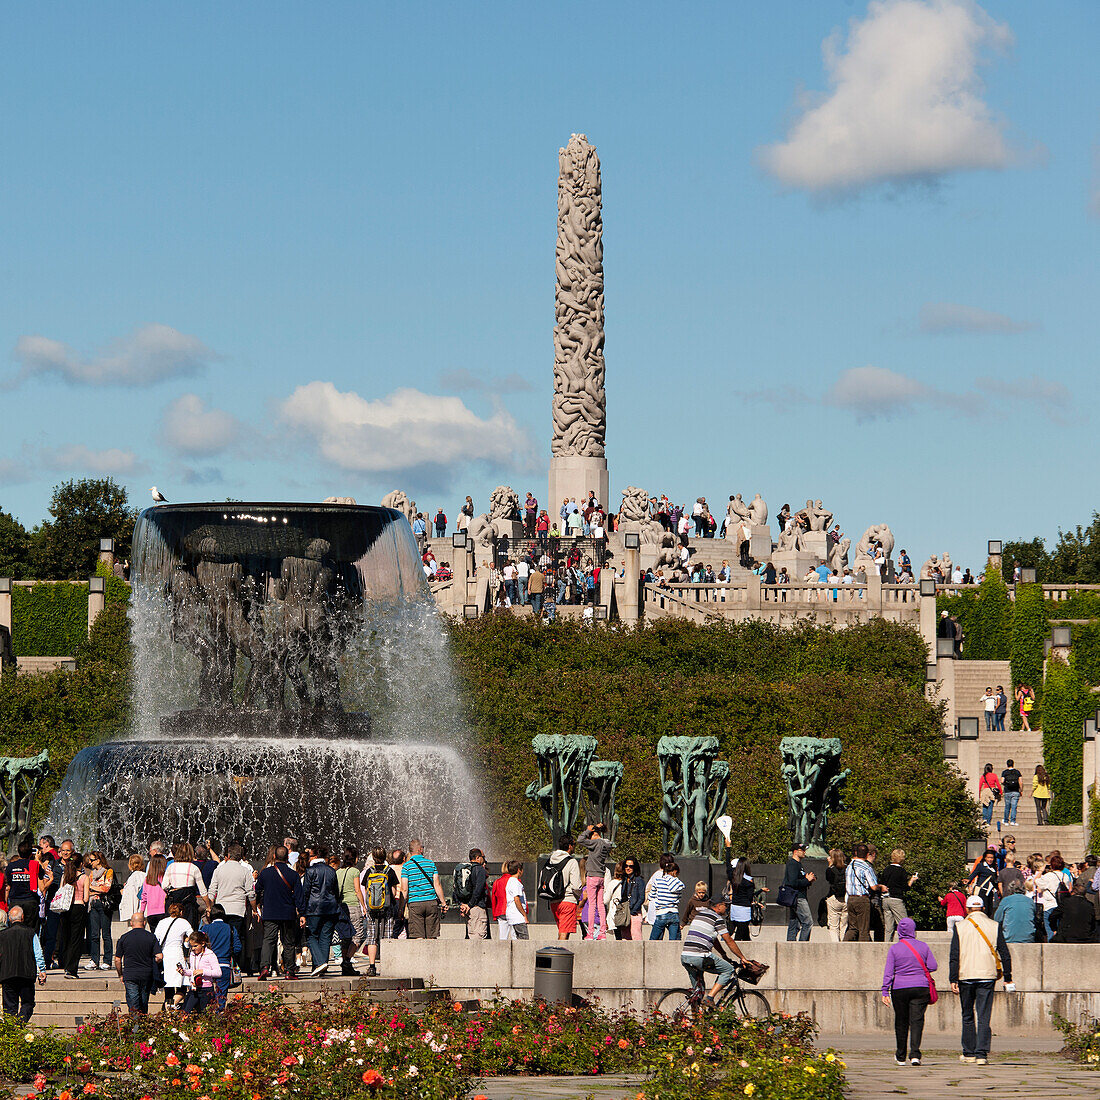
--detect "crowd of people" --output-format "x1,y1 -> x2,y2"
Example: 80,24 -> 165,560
976,759 -> 1048,826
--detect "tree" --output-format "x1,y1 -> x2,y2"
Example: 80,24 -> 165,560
0,507 -> 30,579
1000,538 -> 1052,583
28,478 -> 137,580
960,567 -> 1012,659
1050,515 -> 1100,583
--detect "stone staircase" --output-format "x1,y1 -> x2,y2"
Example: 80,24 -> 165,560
951,659 -> 1012,732
970,727 -> 1086,858
30,973 -> 449,1032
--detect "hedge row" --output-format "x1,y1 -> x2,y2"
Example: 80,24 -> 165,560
10,582 -> 88,657
1040,658 -> 1090,825
1009,584 -> 1048,728
450,616 -> 977,929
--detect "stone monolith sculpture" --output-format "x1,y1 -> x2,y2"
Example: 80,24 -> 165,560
549,134 -> 609,512
1,751 -> 50,855
582,760 -> 624,844
525,734 -> 598,842
779,737 -> 849,857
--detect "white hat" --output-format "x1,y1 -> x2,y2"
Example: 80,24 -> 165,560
965,895 -> 984,909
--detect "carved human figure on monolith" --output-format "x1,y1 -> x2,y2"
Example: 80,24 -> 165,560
525,734 -> 598,841
748,494 -> 768,526
657,736 -> 729,857
582,760 -> 623,844
1,751 -> 50,855
779,737 -> 849,857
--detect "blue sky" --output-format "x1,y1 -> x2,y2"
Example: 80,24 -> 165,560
1,0 -> 1096,570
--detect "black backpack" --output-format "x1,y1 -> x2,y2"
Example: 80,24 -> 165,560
452,862 -> 475,904
537,856 -> 570,902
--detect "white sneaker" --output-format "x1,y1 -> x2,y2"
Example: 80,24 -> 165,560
975,1057 -> 988,1065
910,1058 -> 921,1066
99,963 -> 112,971
83,962 -> 99,970
959,1055 -> 976,1064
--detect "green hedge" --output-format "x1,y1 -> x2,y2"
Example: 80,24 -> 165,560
938,570 -> 1012,659
450,616 -> 977,929
1046,592 -> 1100,619
10,582 -> 88,656
1010,583 -> 1047,728
1071,621 -> 1100,688
1041,658 -> 1090,824
1088,784 -> 1100,858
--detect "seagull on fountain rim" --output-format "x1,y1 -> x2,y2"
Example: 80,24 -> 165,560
150,486 -> 169,503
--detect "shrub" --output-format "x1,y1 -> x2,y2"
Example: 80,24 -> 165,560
1041,658 -> 1090,825
1089,784 -> 1100,859
1055,1012 -> 1100,1065
1010,583 -> 1047,728
10,581 -> 88,656
1070,621 -> 1100,688
939,568 -> 1012,660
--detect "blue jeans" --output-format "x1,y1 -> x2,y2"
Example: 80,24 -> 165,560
87,903 -> 113,965
981,802 -> 994,825
529,593 -> 543,617
306,914 -> 338,970
517,579 -> 527,604
682,951 -> 736,991
557,580 -> 569,603
958,979 -> 995,1057
123,978 -> 156,1014
649,914 -> 680,940
1002,792 -> 1019,824
786,896 -> 812,941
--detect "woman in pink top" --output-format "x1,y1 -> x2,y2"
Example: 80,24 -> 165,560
179,931 -> 221,1014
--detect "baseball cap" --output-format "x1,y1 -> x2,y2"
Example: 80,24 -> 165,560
791,842 -> 806,852
965,895 -> 984,909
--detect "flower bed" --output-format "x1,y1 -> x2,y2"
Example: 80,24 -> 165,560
2,994 -> 845,1100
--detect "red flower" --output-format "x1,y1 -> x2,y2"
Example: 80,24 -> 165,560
281,1056 -> 298,1067
361,1069 -> 385,1087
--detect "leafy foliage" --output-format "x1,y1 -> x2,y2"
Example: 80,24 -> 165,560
1000,514 -> 1100,584
27,477 -> 137,580
1071,621 -> 1100,688
10,581 -> 88,656
451,616 -> 977,929
1041,658 -> 1090,825
1056,1011 -> 1100,1066
0,506 -> 31,579
938,569 -> 1011,659
1009,583 -> 1047,729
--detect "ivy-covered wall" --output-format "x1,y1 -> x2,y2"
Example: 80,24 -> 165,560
1009,583 -> 1048,728
10,582 -> 88,657
1040,657 -> 1090,824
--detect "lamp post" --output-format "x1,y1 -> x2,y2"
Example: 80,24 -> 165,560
621,531 -> 641,625
987,540 -> 1002,577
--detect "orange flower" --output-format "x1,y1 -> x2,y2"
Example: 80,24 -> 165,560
59,1093 -> 73,1100
171,1080 -> 181,1087
453,1001 -> 464,1011
361,1069 -> 385,1087
618,1038 -> 630,1049
82,1087 -> 97,1096
165,1054 -> 180,1067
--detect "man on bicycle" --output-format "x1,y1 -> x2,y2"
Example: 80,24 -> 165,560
681,895 -> 754,1007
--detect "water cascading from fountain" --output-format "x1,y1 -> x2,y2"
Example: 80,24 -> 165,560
45,502 -> 487,858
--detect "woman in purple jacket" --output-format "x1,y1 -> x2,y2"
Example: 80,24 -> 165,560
881,917 -> 938,1066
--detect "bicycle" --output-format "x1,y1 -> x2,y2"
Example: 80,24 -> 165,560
655,962 -> 771,1023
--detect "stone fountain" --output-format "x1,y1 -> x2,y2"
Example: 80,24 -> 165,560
45,502 -> 485,858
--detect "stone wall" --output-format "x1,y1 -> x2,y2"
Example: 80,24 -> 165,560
378,938 -> 1100,1036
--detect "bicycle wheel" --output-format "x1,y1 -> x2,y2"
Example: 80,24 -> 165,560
656,987 -> 697,1023
729,988 -> 771,1019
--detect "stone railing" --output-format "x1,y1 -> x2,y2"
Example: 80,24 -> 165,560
642,579 -> 922,625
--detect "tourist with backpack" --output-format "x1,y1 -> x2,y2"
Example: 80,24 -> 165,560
359,849 -> 398,976
452,849 -> 489,940
540,837 -> 583,940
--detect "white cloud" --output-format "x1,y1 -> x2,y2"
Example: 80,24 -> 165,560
438,368 -> 534,395
279,382 -> 534,481
824,365 -> 932,419
9,324 -> 215,387
759,0 -> 1018,194
40,444 -> 145,476
160,394 -> 241,456
919,302 -> 1035,334
974,376 -> 1070,421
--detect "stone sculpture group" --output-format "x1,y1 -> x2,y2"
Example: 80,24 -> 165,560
525,734 -> 622,843
1,750 -> 50,855
779,737 -> 849,858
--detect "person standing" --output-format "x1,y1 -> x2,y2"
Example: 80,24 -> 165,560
723,855 -> 763,942
967,849 -> 1000,918
3,838 -> 42,935
979,687 -> 997,732
782,843 -> 815,942
578,823 -> 614,941
1032,766 -> 1051,825
300,844 -> 341,974
503,862 -> 529,940
203,904 -> 241,1008
950,895 -> 1014,1065
113,913 -> 163,1015
993,686 -> 1008,731
156,901 -> 194,1008
84,851 -> 115,971
358,849 -> 399,977
208,843 -> 255,967
881,918 -> 938,1066
0,905 -> 45,1021
118,854 -> 146,923
938,882 -> 968,936
57,854 -> 89,979
879,851 -> 918,941
844,844 -> 883,942
515,556 -> 530,606
977,765 -> 1002,828
527,565 -> 545,621
178,931 -> 221,1015
458,849 -> 489,941
334,847 -> 366,974
619,857 -> 645,941
36,837 -> 64,966
401,840 -> 447,940
824,850 -> 848,942
542,837 -> 583,941
994,881 -> 1040,944
434,508 -> 447,538
1050,882 -> 1098,944
648,861 -> 685,940
491,862 -> 512,940
1000,760 -> 1021,829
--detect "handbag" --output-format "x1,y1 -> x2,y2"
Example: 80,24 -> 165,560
899,938 -> 938,1005
50,882 -> 74,913
736,959 -> 769,986
776,884 -> 799,908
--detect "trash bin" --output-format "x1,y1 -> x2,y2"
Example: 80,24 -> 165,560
533,945 -> 574,1003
